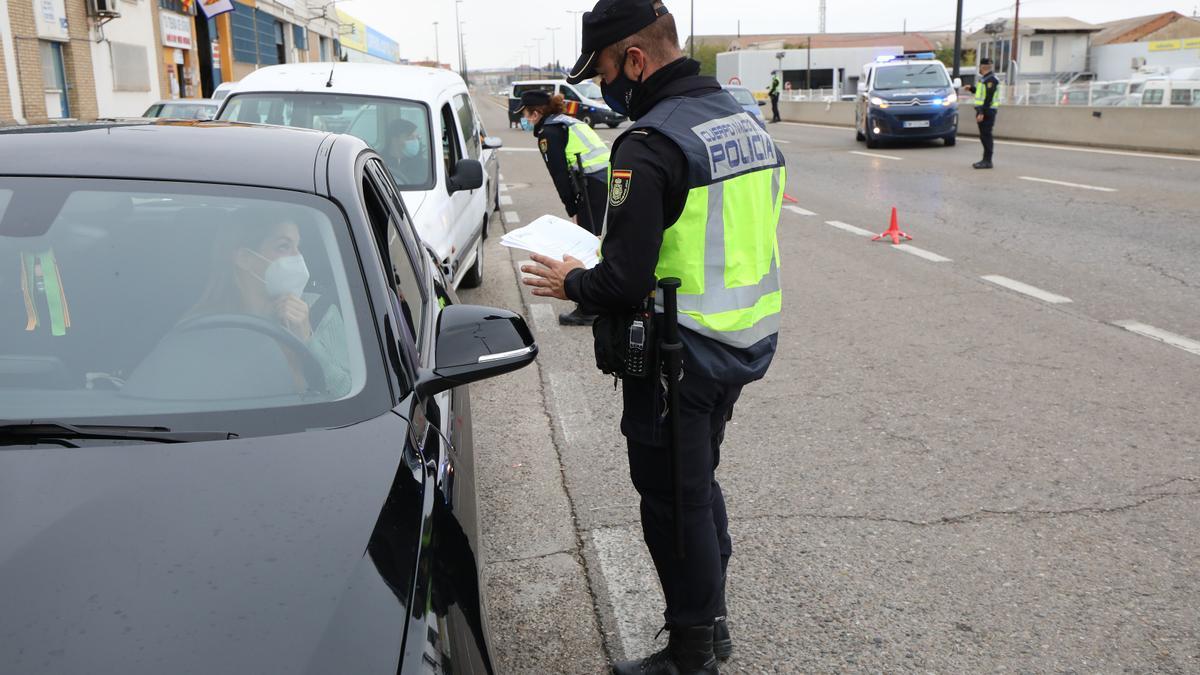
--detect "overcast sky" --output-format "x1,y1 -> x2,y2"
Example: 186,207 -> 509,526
337,0 -> 1198,69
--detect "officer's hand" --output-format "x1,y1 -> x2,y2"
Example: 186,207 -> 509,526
522,253 -> 585,301
976,113 -> 984,123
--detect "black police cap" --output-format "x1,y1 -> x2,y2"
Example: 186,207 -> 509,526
979,58 -> 992,65
516,89 -> 553,112
566,0 -> 670,84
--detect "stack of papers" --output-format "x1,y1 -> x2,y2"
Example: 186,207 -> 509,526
500,214 -> 601,269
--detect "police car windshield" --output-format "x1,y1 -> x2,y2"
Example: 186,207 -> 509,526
219,92 -> 434,191
0,179 -> 384,435
575,81 -> 602,100
727,88 -> 757,106
874,64 -> 950,90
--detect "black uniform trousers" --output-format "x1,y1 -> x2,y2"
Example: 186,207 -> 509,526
769,93 -> 781,122
977,108 -> 997,162
577,174 -> 609,237
621,367 -> 742,628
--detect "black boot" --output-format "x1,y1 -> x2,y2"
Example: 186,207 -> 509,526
558,305 -> 597,326
612,625 -> 719,675
972,159 -> 993,169
713,616 -> 732,662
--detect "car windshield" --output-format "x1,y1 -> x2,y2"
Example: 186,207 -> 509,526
575,81 -> 602,100
220,93 -> 434,191
874,64 -> 950,90
147,103 -> 216,120
0,179 -> 385,435
727,88 -> 757,106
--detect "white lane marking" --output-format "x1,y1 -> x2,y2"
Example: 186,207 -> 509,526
1019,176 -> 1117,193
504,211 -> 520,224
591,527 -> 664,660
849,150 -> 903,161
784,205 -> 816,216
528,303 -> 560,336
500,147 -> 539,152
499,183 -> 509,192
1112,321 -> 1200,357
774,139 -> 791,144
500,195 -> 514,205
779,121 -> 851,131
825,220 -> 875,237
893,244 -> 951,262
981,275 -> 1072,304
997,139 -> 1200,164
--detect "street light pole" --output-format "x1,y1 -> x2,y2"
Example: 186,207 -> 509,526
547,27 -> 561,74
433,21 -> 440,66
455,0 -> 465,79
952,0 -> 963,79
533,37 -> 544,79
567,10 -> 585,61
689,0 -> 694,59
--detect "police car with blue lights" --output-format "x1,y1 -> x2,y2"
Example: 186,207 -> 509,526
855,53 -> 962,148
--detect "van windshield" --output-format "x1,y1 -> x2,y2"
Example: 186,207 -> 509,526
220,93 -> 434,191
575,81 -> 602,100
874,64 -> 950,90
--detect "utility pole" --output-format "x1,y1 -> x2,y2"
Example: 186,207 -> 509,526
806,36 -> 812,91
533,37 -> 544,78
952,0 -> 963,78
455,0 -> 465,80
689,0 -> 694,59
567,10 -> 585,61
818,0 -> 826,34
433,21 -> 440,66
460,22 -> 469,85
547,26 -> 561,74
1010,0 -> 1021,91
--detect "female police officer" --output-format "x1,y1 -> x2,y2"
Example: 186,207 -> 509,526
517,89 -> 611,325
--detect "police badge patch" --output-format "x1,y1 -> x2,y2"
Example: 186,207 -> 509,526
538,138 -> 549,154
610,170 -> 633,207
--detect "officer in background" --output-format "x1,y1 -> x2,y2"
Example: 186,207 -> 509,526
517,89 -> 611,326
967,58 -> 1001,169
767,70 -> 782,123
521,0 -> 785,672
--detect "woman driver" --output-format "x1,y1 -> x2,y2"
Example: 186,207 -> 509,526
190,205 -> 351,397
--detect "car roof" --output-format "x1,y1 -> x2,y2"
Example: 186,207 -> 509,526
0,121 -> 345,192
150,99 -> 218,106
230,62 -> 466,102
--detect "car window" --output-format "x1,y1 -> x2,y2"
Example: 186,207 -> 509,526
575,81 -> 602,100
1143,89 -> 1163,105
440,103 -> 464,190
220,92 -> 434,191
453,93 -> 481,161
360,167 -> 427,350
727,88 -> 756,106
1169,88 -> 1192,105
873,64 -> 950,90
155,103 -> 216,120
0,178 -> 383,430
560,86 -> 581,102
513,83 -> 554,97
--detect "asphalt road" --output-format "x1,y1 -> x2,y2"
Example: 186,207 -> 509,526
459,97 -> 1200,674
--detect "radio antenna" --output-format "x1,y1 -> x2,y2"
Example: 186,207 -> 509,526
326,61 -> 335,88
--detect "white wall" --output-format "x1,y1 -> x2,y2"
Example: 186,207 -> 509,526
717,46 -> 904,95
1092,42 -> 1200,81
91,0 -> 162,117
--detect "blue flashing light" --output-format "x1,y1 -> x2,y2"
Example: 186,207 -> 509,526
909,52 -> 936,60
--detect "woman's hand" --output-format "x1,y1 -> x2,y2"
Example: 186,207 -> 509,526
275,294 -> 312,341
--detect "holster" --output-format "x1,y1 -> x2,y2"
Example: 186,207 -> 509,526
592,299 -> 658,381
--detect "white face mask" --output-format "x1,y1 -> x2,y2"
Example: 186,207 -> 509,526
250,250 -> 310,298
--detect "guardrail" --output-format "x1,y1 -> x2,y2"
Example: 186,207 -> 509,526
776,100 -> 1200,155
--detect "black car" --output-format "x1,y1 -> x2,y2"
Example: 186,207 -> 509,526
0,121 -> 536,673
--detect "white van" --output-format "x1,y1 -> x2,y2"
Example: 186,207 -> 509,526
1139,78 -> 1200,107
507,79 -> 625,128
218,63 -> 501,289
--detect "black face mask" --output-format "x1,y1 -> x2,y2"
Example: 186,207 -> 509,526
601,50 -> 644,118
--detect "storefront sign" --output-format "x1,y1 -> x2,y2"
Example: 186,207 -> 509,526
32,0 -> 69,42
1184,38 -> 1200,50
198,0 -> 234,19
160,11 -> 194,50
336,9 -> 368,54
1147,40 -> 1182,52
366,27 -> 400,63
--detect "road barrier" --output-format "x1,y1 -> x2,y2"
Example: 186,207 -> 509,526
777,101 -> 1200,155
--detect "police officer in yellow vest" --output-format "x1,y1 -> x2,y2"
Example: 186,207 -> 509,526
967,57 -> 1002,169
518,89 -> 612,325
522,0 -> 784,672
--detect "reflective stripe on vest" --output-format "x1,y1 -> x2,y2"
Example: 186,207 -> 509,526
545,114 -> 610,175
621,90 -> 785,349
974,77 -> 1003,108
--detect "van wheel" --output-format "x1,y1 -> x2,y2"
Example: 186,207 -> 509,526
855,128 -> 865,141
582,114 -> 595,127
459,229 -> 485,289
943,134 -> 956,147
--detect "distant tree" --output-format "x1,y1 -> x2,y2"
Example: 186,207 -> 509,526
694,44 -> 725,77
936,47 -> 976,68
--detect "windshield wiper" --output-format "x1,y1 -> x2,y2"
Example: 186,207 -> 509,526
0,421 -> 237,447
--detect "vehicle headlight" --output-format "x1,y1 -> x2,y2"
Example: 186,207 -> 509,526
869,96 -> 889,108
941,91 -> 957,106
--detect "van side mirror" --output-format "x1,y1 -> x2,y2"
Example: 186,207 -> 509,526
856,83 -> 867,94
953,77 -> 963,89
447,159 -> 484,193
415,304 -> 537,397
482,135 -> 504,150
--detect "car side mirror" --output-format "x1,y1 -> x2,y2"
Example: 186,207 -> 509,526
856,83 -> 867,94
415,304 -> 537,397
447,158 -> 484,193
953,77 -> 963,89
483,135 -> 504,149
757,100 -> 767,106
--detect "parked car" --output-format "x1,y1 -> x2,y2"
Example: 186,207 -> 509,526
218,63 -> 500,290
0,120 -> 537,673
722,84 -> 767,123
211,81 -> 236,101
855,53 -> 960,148
1140,78 -> 1200,107
508,79 -> 625,128
141,99 -> 219,120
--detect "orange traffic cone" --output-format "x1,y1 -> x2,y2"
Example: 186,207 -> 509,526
871,207 -> 912,244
